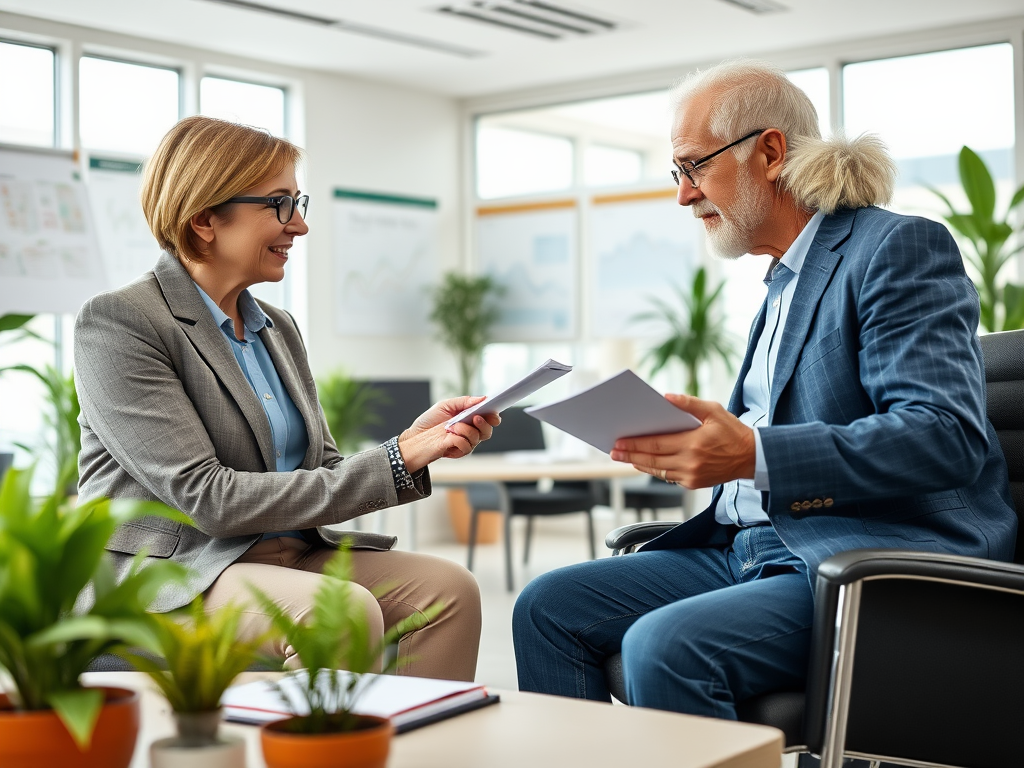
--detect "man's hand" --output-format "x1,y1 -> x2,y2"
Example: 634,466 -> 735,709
398,396 -> 501,473
609,394 -> 756,489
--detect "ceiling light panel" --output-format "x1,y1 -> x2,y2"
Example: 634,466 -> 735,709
715,0 -> 789,14
435,1 -> 620,41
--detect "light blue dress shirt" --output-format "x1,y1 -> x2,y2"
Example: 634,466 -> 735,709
714,211 -> 825,526
193,282 -> 308,538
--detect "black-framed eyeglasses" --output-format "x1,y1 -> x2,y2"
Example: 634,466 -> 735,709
670,129 -> 766,189
224,194 -> 309,224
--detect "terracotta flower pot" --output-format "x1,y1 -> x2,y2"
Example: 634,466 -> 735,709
261,714 -> 393,768
0,686 -> 140,768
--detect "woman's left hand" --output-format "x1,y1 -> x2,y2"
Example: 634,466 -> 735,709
398,396 -> 501,473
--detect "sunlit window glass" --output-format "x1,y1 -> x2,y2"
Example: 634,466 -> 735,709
786,67 -> 830,138
0,41 -> 55,147
843,44 -> 1015,216
584,144 -> 643,187
476,125 -> 573,199
79,57 -> 180,156
200,77 -> 286,136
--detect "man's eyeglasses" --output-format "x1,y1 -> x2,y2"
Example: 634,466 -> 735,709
670,129 -> 766,189
225,194 -> 309,224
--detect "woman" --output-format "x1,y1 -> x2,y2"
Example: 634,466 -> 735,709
74,116 -> 497,681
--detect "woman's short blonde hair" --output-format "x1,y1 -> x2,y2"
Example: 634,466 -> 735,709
140,116 -> 302,263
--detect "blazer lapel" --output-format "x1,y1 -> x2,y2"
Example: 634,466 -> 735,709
768,209 -> 856,418
258,321 -> 321,469
154,254 -> 277,471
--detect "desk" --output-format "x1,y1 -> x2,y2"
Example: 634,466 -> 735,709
84,671 -> 783,768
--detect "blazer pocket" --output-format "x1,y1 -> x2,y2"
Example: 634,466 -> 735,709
796,327 -> 842,371
861,491 -> 965,535
106,522 -> 180,558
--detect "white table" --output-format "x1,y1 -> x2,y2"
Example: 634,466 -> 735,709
84,671 -> 783,768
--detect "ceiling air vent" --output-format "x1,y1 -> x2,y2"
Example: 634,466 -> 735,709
436,1 -> 618,41
715,0 -> 789,14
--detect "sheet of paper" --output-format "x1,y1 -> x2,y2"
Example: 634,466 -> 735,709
524,369 -> 700,454
222,670 -> 488,729
446,358 -> 572,427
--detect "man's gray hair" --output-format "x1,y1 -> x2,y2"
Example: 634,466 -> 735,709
671,60 -> 896,213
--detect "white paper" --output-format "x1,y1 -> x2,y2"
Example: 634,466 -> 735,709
524,369 -> 700,454
221,670 -> 487,728
446,358 -> 572,427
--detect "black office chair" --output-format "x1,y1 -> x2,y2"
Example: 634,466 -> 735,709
602,329 -> 1024,768
465,407 -> 602,592
624,475 -> 685,521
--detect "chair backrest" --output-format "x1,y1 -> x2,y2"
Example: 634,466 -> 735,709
980,329 -> 1024,564
473,407 -> 546,454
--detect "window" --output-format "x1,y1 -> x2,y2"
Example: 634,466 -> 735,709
79,56 -> 180,156
476,125 -> 574,200
200,76 -> 286,136
843,44 -> 1015,217
584,144 -> 643,187
786,67 -> 830,138
0,41 -> 55,147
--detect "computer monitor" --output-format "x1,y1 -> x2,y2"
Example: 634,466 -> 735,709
472,406 -> 546,454
357,380 -> 433,444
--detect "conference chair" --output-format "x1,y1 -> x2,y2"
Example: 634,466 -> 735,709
624,475 -> 685,521
601,328 -> 1024,768
464,407 -> 603,592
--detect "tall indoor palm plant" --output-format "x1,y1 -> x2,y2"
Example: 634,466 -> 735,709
928,146 -> 1024,332
632,267 -> 737,397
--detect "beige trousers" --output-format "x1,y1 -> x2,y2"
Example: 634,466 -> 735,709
203,537 -> 482,682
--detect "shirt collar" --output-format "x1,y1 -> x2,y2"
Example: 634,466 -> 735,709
191,281 -> 273,335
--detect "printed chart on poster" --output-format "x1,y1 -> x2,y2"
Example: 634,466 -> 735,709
476,202 -> 577,341
589,191 -> 702,338
86,156 -> 162,290
333,189 -> 438,336
0,145 -> 107,315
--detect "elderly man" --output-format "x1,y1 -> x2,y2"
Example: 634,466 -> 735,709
512,60 -> 1017,719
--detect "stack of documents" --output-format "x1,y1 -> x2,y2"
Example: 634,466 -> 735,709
446,358 -> 572,426
525,370 -> 701,453
222,671 -> 497,733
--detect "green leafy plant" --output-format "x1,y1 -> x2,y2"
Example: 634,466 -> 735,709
122,598 -> 267,713
249,542 -> 441,734
0,464 -> 190,749
429,272 -> 504,395
632,267 -> 738,397
317,372 -> 386,455
928,146 -> 1024,332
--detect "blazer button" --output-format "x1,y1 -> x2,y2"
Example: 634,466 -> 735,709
823,498 -> 834,507
790,502 -> 801,512
812,498 -> 823,509
800,500 -> 812,510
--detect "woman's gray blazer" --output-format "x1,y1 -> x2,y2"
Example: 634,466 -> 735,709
74,253 -> 428,612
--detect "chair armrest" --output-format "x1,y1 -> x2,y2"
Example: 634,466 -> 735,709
816,548 -> 1024,591
605,521 -> 678,555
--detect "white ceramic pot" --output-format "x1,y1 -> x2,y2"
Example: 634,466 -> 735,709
149,734 -> 246,768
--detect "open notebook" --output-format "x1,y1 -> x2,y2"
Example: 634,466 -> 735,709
222,671 -> 498,734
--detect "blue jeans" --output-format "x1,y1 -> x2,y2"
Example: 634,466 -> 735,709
513,525 -> 814,719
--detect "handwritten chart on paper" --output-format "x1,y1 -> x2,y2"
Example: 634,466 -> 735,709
0,145 -> 107,315
589,191 -> 702,338
476,202 -> 577,341
86,156 -> 162,289
333,189 -> 438,336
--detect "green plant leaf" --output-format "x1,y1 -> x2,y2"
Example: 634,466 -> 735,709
1009,183 -> 1024,212
1002,282 -> 1024,331
0,314 -> 34,333
46,688 -> 104,751
959,146 -> 996,224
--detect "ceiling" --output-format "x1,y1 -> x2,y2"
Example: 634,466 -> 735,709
0,0 -> 1021,97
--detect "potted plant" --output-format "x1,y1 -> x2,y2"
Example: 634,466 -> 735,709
631,267 -> 738,397
429,272 -> 503,396
250,543 -> 441,768
0,464 -> 189,768
928,146 -> 1024,332
316,371 -> 385,455
0,313 -> 36,485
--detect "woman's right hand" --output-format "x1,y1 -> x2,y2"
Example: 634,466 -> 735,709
397,396 -> 501,473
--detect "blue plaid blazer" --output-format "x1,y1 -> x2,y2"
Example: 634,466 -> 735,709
644,206 -> 1018,577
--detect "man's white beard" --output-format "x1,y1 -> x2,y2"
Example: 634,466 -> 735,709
694,165 -> 772,260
